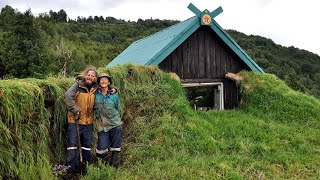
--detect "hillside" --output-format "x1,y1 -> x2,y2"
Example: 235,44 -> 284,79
228,30 -> 320,99
1,65 -> 320,179
0,6 -> 320,98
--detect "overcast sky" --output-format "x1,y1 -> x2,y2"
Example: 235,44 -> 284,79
1,0 -> 319,56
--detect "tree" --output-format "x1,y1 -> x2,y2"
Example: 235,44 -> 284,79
48,9 -> 67,22
94,16 -> 100,22
0,9 -> 53,78
105,16 -> 117,23
284,68 -> 306,92
0,5 -> 17,31
57,9 -> 67,22
87,16 -> 94,23
49,10 -> 58,22
56,39 -> 74,77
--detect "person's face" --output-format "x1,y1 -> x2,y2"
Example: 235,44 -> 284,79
99,77 -> 110,88
85,70 -> 96,85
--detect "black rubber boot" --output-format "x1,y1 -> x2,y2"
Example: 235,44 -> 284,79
96,154 -> 109,165
110,151 -> 120,168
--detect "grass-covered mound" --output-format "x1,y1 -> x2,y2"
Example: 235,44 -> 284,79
240,71 -> 320,124
85,66 -> 320,179
0,77 -> 72,179
1,65 -> 319,179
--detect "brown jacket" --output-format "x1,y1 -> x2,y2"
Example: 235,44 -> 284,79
64,78 -> 98,125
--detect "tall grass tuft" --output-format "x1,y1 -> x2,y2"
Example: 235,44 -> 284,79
0,78 -> 72,179
239,71 -> 320,125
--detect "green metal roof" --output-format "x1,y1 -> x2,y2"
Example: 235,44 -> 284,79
107,16 -> 199,67
108,7 -> 264,73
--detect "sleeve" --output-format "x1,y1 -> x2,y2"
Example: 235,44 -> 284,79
94,94 -> 101,119
109,85 -> 118,93
64,82 -> 80,115
113,94 -> 121,113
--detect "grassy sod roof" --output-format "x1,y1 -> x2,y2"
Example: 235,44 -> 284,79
1,65 -> 320,179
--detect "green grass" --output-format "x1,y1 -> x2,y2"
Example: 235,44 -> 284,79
0,77 -> 72,179
85,67 -> 320,179
1,65 -> 320,179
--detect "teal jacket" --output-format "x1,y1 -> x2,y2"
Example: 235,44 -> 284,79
94,89 -> 122,132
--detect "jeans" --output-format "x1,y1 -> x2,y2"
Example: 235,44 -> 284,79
96,125 -> 123,158
66,123 -> 93,171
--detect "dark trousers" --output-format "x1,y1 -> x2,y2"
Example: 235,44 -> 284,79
66,123 -> 93,171
96,125 -> 123,158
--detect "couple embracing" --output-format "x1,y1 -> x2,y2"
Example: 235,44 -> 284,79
64,67 -> 122,172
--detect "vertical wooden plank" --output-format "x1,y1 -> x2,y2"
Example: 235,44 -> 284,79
221,44 -> 225,76
168,54 -> 173,72
211,32 -> 217,78
232,81 -> 239,108
174,46 -> 178,75
224,80 -> 231,109
230,54 -> 234,73
223,49 -> 227,74
230,51 -> 236,73
223,47 -> 229,74
169,55 -> 172,72
230,81 -> 235,109
236,85 -> 240,108
204,27 -> 211,78
189,33 -> 196,79
177,45 -> 183,79
223,80 -> 229,109
215,40 -> 221,77
183,39 -> 190,79
159,56 -> 169,72
235,54 -> 243,72
221,44 -> 230,76
225,46 -> 229,74
198,27 -> 205,78
233,55 -> 238,73
181,41 -> 187,79
172,48 -> 178,75
194,30 -> 200,78
158,58 -> 164,70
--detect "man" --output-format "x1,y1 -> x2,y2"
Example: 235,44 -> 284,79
64,67 -> 115,172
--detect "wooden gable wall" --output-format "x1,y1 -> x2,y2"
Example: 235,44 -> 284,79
159,26 -> 251,109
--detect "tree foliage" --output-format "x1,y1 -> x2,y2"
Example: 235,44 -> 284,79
227,30 -> 320,98
0,6 -> 319,98
0,8 -> 53,78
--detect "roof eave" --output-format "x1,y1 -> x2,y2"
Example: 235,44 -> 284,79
146,18 -> 200,65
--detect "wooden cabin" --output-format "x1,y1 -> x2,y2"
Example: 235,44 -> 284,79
108,3 -> 264,110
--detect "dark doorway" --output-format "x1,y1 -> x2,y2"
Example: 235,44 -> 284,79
183,83 -> 224,110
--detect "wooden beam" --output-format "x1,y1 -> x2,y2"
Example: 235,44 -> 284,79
187,3 -> 201,18
210,6 -> 223,19
181,78 -> 225,83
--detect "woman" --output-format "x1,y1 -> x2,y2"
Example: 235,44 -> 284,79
94,73 -> 122,167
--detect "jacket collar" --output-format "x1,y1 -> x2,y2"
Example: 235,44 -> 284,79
77,78 -> 98,93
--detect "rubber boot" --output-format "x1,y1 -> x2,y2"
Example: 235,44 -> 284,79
110,151 -> 120,168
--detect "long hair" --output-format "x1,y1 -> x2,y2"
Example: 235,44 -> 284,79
81,66 -> 98,77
